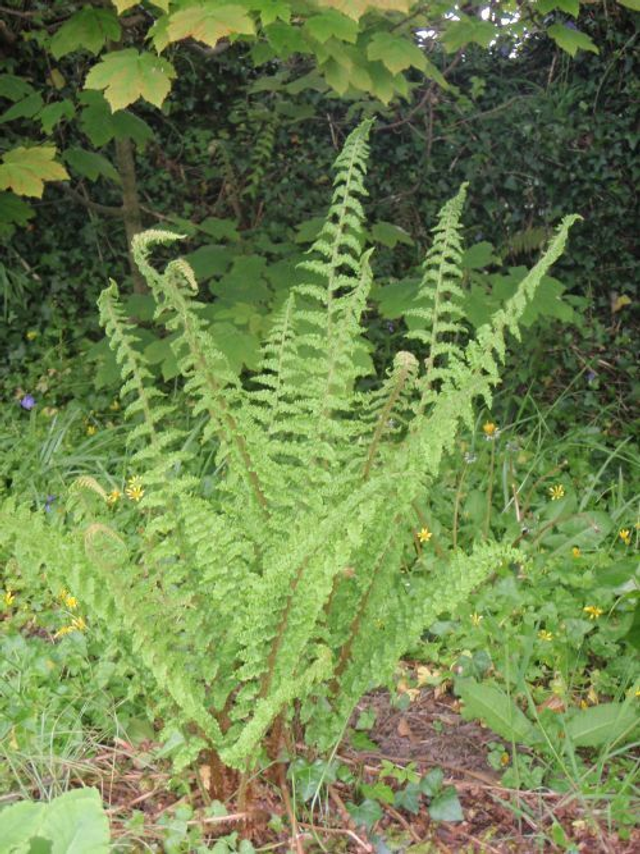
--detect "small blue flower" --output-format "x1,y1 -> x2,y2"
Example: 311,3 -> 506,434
586,370 -> 597,384
44,495 -> 56,513
20,394 -> 36,411
386,321 -> 395,333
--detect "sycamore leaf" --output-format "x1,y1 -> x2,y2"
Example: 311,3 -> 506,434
442,17 -> 497,52
50,8 -> 121,59
316,0 -> 411,20
367,31 -> 425,74
547,23 -> 599,56
111,0 -> 140,12
38,100 -> 75,134
0,93 -> 43,124
256,0 -> 292,25
617,0 -> 640,9
85,49 -> 176,111
0,191 -> 34,229
305,10 -> 359,44
0,146 -> 69,198
64,148 -> 121,184
166,4 -> 255,48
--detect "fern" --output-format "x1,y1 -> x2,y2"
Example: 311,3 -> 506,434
0,121 -> 579,771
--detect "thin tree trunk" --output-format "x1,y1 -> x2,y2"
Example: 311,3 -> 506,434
115,136 -> 147,293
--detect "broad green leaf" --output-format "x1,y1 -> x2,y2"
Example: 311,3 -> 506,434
370,221 -> 414,248
0,788 -> 110,853
462,241 -> 496,270
305,10 -> 358,44
547,23 -> 599,56
367,31 -> 426,75
617,0 -> 640,9
112,111 -> 154,148
112,0 -> 141,12
0,146 -> 69,198
393,782 -> 421,814
457,680 -> 540,745
38,99 -> 75,134
185,245 -> 234,280
0,191 -> 34,229
50,8 -> 121,59
166,4 -> 255,48
85,49 -> 176,111
316,0 -> 411,20
0,92 -> 44,124
345,798 -> 383,829
564,703 -> 638,747
442,17 -> 497,52
64,148 -> 121,184
419,767 -> 444,797
0,74 -> 35,102
538,0 -> 580,14
197,217 -> 240,241
79,91 -> 154,148
265,21 -> 310,58
428,787 -> 464,822
256,0 -> 292,25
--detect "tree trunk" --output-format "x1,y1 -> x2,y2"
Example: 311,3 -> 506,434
115,136 -> 147,294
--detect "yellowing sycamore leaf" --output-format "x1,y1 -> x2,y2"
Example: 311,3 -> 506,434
0,146 -> 69,198
166,4 -> 255,47
111,0 -> 139,13
315,0 -> 411,20
85,49 -> 176,112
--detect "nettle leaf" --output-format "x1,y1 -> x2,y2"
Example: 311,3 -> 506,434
0,146 -> 69,198
38,100 -> 75,134
166,4 -> 255,48
547,23 -> 599,56
316,0 -> 411,20
305,10 -> 359,44
367,32 -> 426,75
0,74 -> 35,102
85,49 -> 176,112
442,17 -> 497,52
50,7 -> 121,59
64,148 -> 121,184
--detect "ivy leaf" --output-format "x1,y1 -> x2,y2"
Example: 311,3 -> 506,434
0,146 -> 69,198
166,4 -> 255,48
306,11 -> 359,44
50,8 -> 121,59
547,23 -> 599,56
316,0 -> 411,20
0,191 -> 34,231
38,100 -> 75,134
85,49 -> 176,111
367,32 -> 426,75
345,798 -> 383,830
0,74 -> 35,102
64,148 -> 121,184
393,782 -> 421,814
419,767 -> 444,797
442,17 -> 497,52
428,787 -> 464,822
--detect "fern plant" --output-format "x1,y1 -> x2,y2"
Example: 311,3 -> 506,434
0,121 -> 578,773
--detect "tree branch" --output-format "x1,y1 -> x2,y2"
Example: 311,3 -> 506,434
57,183 -> 123,217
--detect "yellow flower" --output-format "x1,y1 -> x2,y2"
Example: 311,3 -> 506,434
549,484 -> 565,501
417,526 -> 432,544
64,595 -> 78,610
3,590 -> 15,607
619,529 -> 631,546
25,330 -> 38,341
86,425 -> 97,436
583,605 -> 603,621
538,630 -> 554,642
109,399 -> 121,411
125,476 -> 144,503
106,489 -> 121,506
58,588 -> 68,601
571,546 -> 581,558
470,612 -> 483,627
579,699 -> 588,710
71,616 -> 86,631
635,689 -> 640,698
500,752 -> 510,766
482,421 -> 498,437
54,625 -> 75,639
